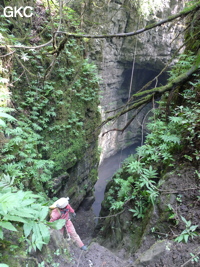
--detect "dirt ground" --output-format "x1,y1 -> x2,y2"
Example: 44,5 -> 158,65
44,165 -> 200,267
72,206 -> 96,242
64,207 -> 133,267
70,165 -> 200,267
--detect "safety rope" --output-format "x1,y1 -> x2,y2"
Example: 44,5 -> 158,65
118,16 -> 140,168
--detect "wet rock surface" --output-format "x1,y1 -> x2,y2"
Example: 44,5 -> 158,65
81,0 -> 185,161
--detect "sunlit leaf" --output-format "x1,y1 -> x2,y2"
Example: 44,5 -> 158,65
0,221 -> 17,231
47,219 -> 66,230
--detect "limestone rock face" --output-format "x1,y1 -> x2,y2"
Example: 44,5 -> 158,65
83,0 -> 185,161
99,163 -> 200,266
59,142 -> 99,210
134,240 -> 173,266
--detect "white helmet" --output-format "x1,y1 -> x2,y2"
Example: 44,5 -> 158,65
50,197 -> 69,209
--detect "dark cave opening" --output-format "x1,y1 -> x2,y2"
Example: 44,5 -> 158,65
121,63 -> 169,96
92,64 -> 169,218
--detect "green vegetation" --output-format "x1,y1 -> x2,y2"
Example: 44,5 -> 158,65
0,174 -> 65,252
0,107 -> 16,128
175,216 -> 198,243
0,0 -> 200,265
106,51 -> 200,221
0,0 -> 100,192
0,1 -> 100,264
0,45 -> 100,191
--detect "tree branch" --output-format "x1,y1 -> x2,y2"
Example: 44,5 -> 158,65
51,2 -> 200,53
102,104 -> 145,136
133,63 -> 199,98
106,34 -> 196,117
14,54 -> 36,77
158,187 -> 200,194
100,62 -> 200,127
0,39 -> 53,50
0,2 -> 199,53
180,249 -> 200,267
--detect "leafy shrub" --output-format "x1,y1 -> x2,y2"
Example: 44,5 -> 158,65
106,52 -> 200,219
0,107 -> 16,128
175,216 -> 199,243
0,174 -> 65,252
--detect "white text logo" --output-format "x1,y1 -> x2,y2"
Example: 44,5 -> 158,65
3,6 -> 33,18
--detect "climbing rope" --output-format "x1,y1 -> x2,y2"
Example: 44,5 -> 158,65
118,17 -> 140,168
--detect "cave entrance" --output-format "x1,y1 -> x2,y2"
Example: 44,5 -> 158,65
121,63 -> 168,98
92,64 -> 168,218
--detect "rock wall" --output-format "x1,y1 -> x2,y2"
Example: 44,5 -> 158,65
99,164 -> 200,266
95,3 -> 200,260
0,0 -> 101,208
82,0 -> 185,162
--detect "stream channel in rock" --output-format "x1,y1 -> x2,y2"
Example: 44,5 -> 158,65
92,143 -> 139,219
71,143 -> 140,266
74,143 -> 140,237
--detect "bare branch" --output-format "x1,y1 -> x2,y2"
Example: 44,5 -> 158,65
94,209 -> 126,219
102,104 -> 145,136
0,39 -> 53,50
133,63 -> 199,99
100,62 -> 200,127
14,54 -> 36,77
180,249 -> 200,267
106,35 -> 195,117
0,50 -> 16,57
0,2 -> 198,55
158,187 -> 200,194
51,2 -> 200,54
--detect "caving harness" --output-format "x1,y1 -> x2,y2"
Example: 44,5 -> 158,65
53,207 -> 71,241
60,207 -> 69,215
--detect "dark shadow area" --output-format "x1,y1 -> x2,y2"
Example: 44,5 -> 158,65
121,64 -> 168,95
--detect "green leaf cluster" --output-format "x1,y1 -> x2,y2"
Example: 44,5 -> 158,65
175,216 -> 199,243
108,162 -> 159,219
0,38 -> 100,191
0,107 -> 16,128
168,52 -> 196,81
0,175 -> 65,252
106,50 -> 200,220
0,0 -> 101,192
0,119 -> 54,190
